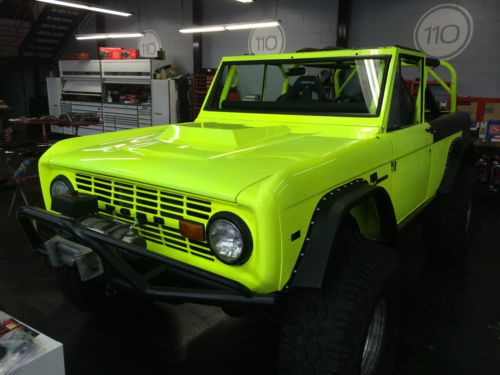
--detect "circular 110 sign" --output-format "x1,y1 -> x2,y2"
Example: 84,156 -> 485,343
414,3 -> 473,60
248,25 -> 286,55
137,30 -> 162,58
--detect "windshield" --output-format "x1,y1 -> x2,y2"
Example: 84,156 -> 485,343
205,57 -> 389,116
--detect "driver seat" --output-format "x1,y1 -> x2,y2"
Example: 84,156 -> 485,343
286,75 -> 328,101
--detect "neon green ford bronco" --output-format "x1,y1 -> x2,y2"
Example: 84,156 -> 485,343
19,46 -> 475,374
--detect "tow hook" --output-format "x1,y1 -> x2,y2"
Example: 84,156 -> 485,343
44,236 -> 104,281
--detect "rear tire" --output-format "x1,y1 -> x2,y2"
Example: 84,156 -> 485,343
423,165 -> 477,263
278,238 -> 400,375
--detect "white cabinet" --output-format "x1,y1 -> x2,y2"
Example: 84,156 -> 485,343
101,60 -> 151,82
103,103 -> 151,132
59,60 -> 101,79
58,100 -> 103,135
47,77 -> 62,117
0,311 -> 65,375
152,79 -> 178,125
46,60 -> 178,135
138,105 -> 152,128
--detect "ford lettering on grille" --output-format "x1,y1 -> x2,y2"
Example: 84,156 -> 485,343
75,173 -> 214,261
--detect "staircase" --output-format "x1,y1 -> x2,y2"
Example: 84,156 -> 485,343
18,5 -> 89,61
0,2 -> 31,60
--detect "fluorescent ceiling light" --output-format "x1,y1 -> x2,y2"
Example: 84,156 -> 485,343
236,0 -> 255,3
179,20 -> 280,33
76,32 -> 144,40
225,21 -> 280,30
179,25 -> 225,33
36,0 -> 132,17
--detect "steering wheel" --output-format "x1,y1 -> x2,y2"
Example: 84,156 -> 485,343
333,92 -> 363,103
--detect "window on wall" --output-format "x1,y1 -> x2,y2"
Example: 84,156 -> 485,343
205,57 -> 390,117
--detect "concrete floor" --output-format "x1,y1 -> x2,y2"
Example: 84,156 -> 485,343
0,146 -> 499,374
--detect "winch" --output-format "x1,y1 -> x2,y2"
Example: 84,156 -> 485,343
78,215 -> 147,248
45,192 -> 147,281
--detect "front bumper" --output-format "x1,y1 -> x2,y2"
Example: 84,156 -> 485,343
17,206 -> 275,307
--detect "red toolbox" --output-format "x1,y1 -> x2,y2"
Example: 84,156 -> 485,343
121,48 -> 138,59
99,47 -> 122,60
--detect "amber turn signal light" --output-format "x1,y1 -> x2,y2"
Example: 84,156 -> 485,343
179,219 -> 206,241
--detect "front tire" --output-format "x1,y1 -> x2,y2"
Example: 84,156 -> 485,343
278,239 -> 400,375
423,165 -> 477,263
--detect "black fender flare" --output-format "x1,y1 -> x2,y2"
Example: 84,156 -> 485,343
430,111 -> 473,195
438,134 -> 473,195
428,111 -> 471,143
288,180 -> 397,289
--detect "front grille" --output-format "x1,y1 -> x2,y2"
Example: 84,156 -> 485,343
75,173 -> 214,261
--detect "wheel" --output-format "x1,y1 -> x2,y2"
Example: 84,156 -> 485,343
278,235 -> 400,375
423,165 -> 477,263
55,265 -> 130,315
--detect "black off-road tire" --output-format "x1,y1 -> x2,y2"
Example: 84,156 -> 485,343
423,165 -> 477,263
278,238 -> 400,375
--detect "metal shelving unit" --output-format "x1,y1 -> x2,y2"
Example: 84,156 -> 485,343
47,59 -> 177,136
192,71 -> 215,119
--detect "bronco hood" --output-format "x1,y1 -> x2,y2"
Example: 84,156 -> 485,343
45,122 -> 364,202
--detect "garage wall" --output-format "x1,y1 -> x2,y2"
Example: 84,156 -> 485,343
201,0 -> 339,69
63,0 -> 194,73
349,0 -> 500,97
60,0 -> 339,73
60,15 -> 96,59
0,68 -> 34,117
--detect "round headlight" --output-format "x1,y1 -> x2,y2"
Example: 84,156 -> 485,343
50,176 -> 73,197
207,214 -> 252,265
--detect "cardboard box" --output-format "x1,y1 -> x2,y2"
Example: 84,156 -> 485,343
99,47 -> 121,60
121,48 -> 138,59
457,101 -> 478,122
483,102 -> 500,121
486,120 -> 500,141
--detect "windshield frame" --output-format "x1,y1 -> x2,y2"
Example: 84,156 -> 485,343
203,55 -> 392,118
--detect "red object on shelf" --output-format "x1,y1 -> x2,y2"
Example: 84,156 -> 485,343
64,52 -> 90,60
99,47 -> 122,60
121,48 -> 138,59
